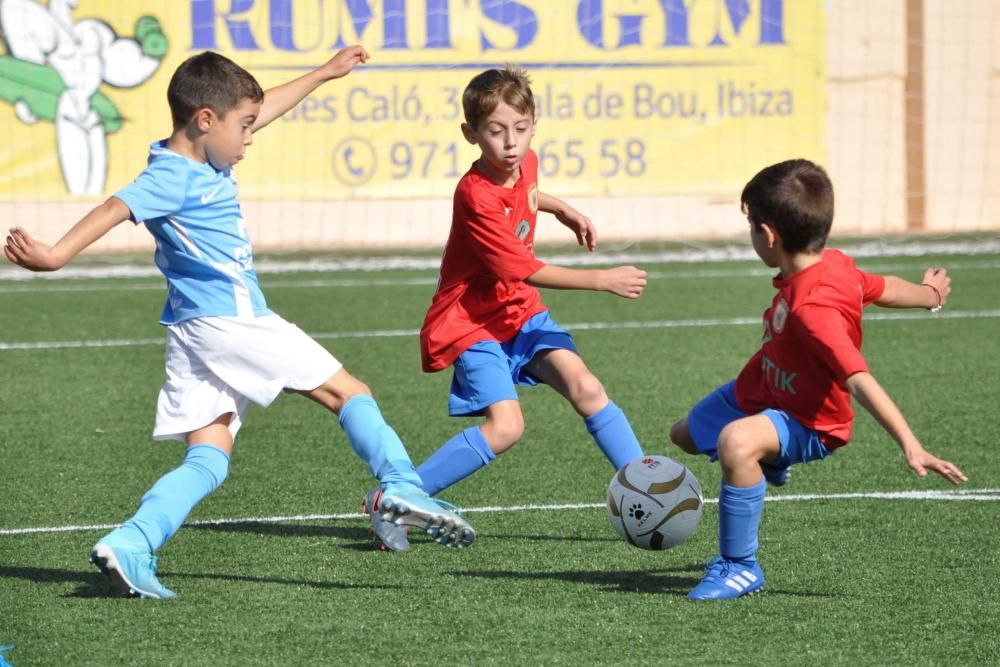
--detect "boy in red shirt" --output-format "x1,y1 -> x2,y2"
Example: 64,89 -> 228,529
670,159 -> 967,600
363,65 -> 648,551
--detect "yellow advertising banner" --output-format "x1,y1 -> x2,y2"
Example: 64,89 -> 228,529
0,0 -> 824,201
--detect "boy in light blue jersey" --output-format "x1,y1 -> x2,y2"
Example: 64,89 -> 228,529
3,48 -> 475,599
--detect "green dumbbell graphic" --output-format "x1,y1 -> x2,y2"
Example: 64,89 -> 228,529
135,15 -> 168,59
0,56 -> 123,133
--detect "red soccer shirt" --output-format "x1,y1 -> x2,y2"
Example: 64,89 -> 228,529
734,249 -> 886,446
420,150 -> 546,372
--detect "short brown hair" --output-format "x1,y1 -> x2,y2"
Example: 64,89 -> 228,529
462,65 -> 535,130
167,52 -> 264,128
741,159 -> 834,254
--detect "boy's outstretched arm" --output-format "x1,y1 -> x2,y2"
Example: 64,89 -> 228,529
4,197 -> 131,271
253,44 -> 369,132
526,264 -> 646,299
846,371 -> 967,485
538,191 -> 596,251
875,267 -> 950,310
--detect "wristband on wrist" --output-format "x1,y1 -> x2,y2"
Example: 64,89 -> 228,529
922,283 -> 943,312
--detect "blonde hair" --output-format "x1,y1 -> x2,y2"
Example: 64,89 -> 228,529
462,65 -> 535,130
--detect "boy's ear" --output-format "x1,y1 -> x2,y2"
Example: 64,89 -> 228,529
460,122 -> 478,145
762,222 -> 780,249
193,107 -> 216,132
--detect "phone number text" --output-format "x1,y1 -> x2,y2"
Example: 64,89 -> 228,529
355,139 -> 648,181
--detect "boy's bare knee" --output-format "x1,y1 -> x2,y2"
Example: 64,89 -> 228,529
490,421 -> 524,453
579,373 -> 607,403
569,373 -> 607,414
668,419 -> 685,446
669,418 -> 700,456
716,424 -> 755,466
304,370 -> 372,412
482,409 -> 525,454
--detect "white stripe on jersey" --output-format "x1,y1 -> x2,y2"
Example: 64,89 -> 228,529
232,279 -> 253,318
209,260 -> 254,318
166,217 -> 203,258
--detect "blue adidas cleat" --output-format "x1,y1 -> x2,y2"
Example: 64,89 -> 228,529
379,484 -> 476,549
362,486 -> 411,552
760,461 -> 791,487
89,538 -> 176,600
688,556 -> 765,601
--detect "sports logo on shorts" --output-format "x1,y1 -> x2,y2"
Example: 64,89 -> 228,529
772,298 -> 789,333
528,183 -> 538,213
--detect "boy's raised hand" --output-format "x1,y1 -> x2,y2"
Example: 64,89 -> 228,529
320,44 -> 370,80
600,265 -> 647,299
253,45 -> 370,131
4,227 -> 60,271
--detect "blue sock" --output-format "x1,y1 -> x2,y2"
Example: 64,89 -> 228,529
719,478 -> 767,563
109,444 -> 230,552
339,395 -> 422,488
416,427 -> 495,496
584,401 -> 643,470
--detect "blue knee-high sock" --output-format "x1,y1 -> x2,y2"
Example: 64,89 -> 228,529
416,427 -> 495,496
584,401 -> 643,470
109,444 -> 230,552
339,395 -> 421,488
719,478 -> 767,563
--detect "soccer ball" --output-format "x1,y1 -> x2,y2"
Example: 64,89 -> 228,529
606,455 -> 704,550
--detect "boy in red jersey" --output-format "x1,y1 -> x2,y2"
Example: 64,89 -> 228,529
362,65 -> 648,551
670,159 -> 967,600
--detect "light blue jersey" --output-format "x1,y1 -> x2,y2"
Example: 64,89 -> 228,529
116,141 -> 271,325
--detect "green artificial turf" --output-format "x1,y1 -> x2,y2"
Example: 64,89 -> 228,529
1,251 -> 997,666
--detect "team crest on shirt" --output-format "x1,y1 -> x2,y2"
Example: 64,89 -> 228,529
771,298 -> 789,333
515,220 -> 531,240
528,183 -> 538,213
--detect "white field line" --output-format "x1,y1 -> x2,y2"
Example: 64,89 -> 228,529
1,238 -> 999,284
0,276 -> 439,294
2,308 -> 999,352
1,487 -> 997,537
3,258 -> 1000,294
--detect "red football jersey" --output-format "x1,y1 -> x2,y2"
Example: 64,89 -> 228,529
734,249 -> 886,446
420,150 -> 546,372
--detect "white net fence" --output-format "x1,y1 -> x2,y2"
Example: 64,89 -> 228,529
0,0 -> 997,253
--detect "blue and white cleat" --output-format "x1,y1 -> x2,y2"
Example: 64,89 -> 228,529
687,556 -> 764,601
362,486 -> 411,552
379,484 -> 476,549
760,462 -> 790,487
89,539 -> 176,600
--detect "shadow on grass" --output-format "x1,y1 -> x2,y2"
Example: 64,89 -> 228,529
454,567 -> 837,598
455,566 -> 700,594
185,521 -> 377,551
485,533 -> 621,543
157,570 -> 401,592
0,565 -> 400,599
184,519 -> 613,551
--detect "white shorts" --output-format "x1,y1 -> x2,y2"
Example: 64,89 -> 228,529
153,315 -> 342,442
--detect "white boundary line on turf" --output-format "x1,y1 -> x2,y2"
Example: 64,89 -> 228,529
4,258 -> 1000,294
1,238 -> 1000,283
0,276 -> 441,294
1,488 -> 997,536
2,308 -> 999,352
